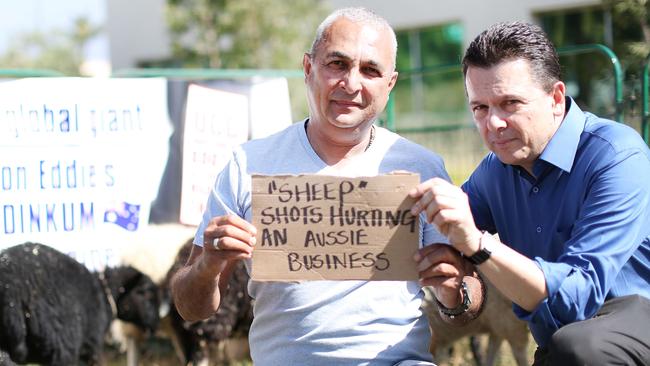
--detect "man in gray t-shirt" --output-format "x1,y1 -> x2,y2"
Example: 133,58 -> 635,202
171,7 -> 486,365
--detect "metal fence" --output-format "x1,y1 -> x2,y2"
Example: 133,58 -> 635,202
642,54 -> 650,143
2,43 -> 648,185
0,68 -> 65,77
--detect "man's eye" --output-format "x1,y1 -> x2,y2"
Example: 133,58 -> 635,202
363,67 -> 381,77
472,105 -> 488,117
328,60 -> 346,69
503,100 -> 521,111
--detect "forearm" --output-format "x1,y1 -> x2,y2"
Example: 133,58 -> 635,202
470,233 -> 548,311
171,258 -> 223,322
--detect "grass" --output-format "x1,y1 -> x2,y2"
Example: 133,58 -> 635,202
105,333 -> 536,366
435,334 -> 537,366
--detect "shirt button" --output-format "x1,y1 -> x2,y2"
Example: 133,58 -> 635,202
536,226 -> 542,233
532,186 -> 539,193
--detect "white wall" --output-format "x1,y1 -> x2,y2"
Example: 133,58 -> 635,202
325,0 -> 601,46
106,0 -> 171,70
102,0 -> 602,69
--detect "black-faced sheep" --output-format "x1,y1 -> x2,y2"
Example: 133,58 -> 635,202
161,238 -> 253,366
0,242 -> 161,366
422,278 -> 530,366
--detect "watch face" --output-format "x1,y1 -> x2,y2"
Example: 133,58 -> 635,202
436,280 -> 471,317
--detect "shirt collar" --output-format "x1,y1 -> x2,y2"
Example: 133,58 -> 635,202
538,97 -> 586,173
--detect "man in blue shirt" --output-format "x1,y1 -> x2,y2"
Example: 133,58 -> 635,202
410,21 -> 650,365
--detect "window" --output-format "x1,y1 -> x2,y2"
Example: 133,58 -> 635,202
393,23 -> 466,128
537,8 -> 617,119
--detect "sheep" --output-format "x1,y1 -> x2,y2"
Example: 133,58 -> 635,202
422,278 -> 530,366
0,242 -> 161,366
107,223 -> 196,365
118,223 -> 198,284
160,238 -> 254,366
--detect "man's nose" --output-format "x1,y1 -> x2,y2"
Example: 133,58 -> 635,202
339,68 -> 362,93
486,109 -> 507,132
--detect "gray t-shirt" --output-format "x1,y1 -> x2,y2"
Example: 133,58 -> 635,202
194,120 -> 450,365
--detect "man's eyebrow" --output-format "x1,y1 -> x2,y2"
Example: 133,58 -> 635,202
325,51 -> 351,60
364,59 -> 380,68
324,51 -> 385,71
469,93 -> 524,105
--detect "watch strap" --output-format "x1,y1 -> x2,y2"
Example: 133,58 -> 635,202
467,232 -> 492,265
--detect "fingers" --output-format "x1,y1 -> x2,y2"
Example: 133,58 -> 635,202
409,178 -> 442,215
414,244 -> 463,272
414,244 -> 468,307
215,214 -> 257,236
410,178 -> 464,222
414,244 -> 465,285
203,214 -> 257,258
410,178 -> 481,255
409,177 -> 445,199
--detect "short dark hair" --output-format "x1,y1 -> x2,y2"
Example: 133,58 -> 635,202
462,21 -> 561,92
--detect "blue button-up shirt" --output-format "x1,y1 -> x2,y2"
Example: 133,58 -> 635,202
462,98 -> 650,347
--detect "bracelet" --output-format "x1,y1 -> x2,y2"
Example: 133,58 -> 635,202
474,274 -> 487,319
435,280 -> 472,318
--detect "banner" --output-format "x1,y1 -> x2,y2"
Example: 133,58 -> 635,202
179,84 -> 249,225
180,78 -> 292,226
0,77 -> 172,268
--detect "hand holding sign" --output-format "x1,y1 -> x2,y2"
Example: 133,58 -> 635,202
251,172 -> 421,281
200,214 -> 257,274
409,177 -> 482,257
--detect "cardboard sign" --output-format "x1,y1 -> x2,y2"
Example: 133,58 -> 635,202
251,173 -> 420,281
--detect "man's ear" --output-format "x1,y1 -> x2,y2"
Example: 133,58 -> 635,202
303,53 -> 313,79
387,71 -> 398,91
551,81 -> 566,117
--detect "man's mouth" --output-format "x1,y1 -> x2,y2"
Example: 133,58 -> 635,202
332,99 -> 362,108
493,138 -> 516,147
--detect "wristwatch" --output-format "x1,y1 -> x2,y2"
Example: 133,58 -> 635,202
435,280 -> 471,318
467,231 -> 492,265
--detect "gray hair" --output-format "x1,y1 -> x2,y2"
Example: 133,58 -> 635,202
309,7 -> 397,70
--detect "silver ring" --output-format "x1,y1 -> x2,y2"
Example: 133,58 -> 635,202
212,237 -> 220,250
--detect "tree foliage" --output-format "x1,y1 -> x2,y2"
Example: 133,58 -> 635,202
0,17 -> 100,76
605,0 -> 650,68
165,0 -> 330,69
